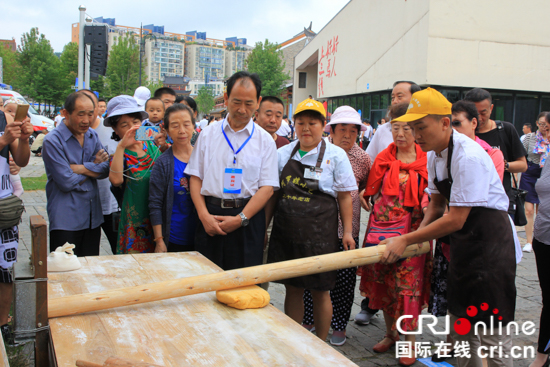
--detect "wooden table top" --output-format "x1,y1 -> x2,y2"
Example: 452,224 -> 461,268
48,252 -> 357,366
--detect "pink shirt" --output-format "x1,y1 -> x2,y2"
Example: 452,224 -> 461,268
476,137 -> 504,182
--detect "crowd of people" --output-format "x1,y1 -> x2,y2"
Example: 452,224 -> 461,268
0,70 -> 549,367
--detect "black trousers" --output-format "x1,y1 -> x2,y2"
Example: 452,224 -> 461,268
101,213 -> 119,255
195,202 -> 265,270
50,227 -> 101,257
533,238 -> 550,354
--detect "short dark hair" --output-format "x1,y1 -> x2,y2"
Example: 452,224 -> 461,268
259,96 -> 284,109
389,102 -> 409,120
164,103 -> 195,126
181,96 -> 197,113
464,88 -> 492,104
283,114 -> 288,119
293,110 -> 326,124
98,98 -> 106,104
452,100 -> 479,122
64,92 -> 95,114
175,95 -> 184,103
145,97 -> 165,110
536,111 -> 548,122
393,81 -> 421,94
208,116 -> 215,122
523,123 -> 532,130
226,71 -> 262,101
154,87 -> 176,98
330,123 -> 359,134
78,89 -> 98,105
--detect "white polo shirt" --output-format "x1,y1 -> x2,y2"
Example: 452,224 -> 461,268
185,118 -> 279,199
277,140 -> 357,199
366,123 -> 393,161
428,131 -> 508,211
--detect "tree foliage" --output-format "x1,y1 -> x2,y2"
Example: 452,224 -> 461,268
195,86 -> 215,115
105,35 -> 145,98
58,42 -> 79,99
0,43 -> 20,88
146,79 -> 164,96
245,39 -> 289,97
18,28 -> 64,105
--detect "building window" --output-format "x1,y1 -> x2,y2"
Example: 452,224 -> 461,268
298,72 -> 307,88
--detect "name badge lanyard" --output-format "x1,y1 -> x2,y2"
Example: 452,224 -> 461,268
221,122 -> 255,166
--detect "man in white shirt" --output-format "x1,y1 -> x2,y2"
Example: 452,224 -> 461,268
54,112 -> 63,127
199,116 -> 208,130
276,117 -> 291,138
186,71 -> 279,270
366,81 -> 421,161
381,88 -> 516,367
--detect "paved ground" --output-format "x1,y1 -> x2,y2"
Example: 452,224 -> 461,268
14,155 -> 543,366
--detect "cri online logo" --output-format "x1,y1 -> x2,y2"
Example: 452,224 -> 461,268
397,302 -> 536,336
454,302 -> 499,335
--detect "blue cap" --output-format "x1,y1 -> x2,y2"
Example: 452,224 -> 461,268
104,95 -> 148,127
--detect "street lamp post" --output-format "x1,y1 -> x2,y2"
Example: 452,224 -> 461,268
77,5 -> 86,91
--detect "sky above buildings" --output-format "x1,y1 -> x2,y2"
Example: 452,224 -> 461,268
1,0 -> 350,52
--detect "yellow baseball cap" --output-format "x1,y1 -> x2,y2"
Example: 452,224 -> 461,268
392,87 -> 452,123
294,98 -> 326,118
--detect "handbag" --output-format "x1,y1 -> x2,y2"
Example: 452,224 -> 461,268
364,211 -> 412,247
0,194 -> 25,229
511,174 -> 528,226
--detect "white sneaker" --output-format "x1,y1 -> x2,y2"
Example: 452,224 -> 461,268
523,243 -> 533,252
354,310 -> 375,325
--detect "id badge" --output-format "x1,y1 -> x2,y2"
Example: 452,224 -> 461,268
304,167 -> 322,180
223,168 -> 243,194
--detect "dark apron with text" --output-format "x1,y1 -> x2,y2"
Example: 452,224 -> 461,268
433,135 -> 516,325
267,140 -> 339,291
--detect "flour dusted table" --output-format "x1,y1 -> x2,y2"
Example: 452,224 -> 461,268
47,252 -> 357,366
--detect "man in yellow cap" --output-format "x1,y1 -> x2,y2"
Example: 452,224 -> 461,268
379,88 -> 516,367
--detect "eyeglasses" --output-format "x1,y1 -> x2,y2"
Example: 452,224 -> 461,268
451,120 -> 462,127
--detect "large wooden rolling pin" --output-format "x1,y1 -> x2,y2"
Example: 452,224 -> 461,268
49,243 -> 430,318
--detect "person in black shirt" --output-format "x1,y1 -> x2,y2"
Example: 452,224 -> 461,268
465,88 -> 527,217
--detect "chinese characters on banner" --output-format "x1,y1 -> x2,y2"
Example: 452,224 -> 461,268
318,35 -> 339,97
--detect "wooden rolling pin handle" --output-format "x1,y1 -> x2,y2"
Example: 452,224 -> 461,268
76,360 -> 103,367
50,243 -> 430,318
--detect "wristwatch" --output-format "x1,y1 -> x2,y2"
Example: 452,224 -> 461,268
239,212 -> 249,227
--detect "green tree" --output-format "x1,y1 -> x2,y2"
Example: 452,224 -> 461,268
245,39 -> 290,97
58,42 -> 79,99
146,79 -> 164,96
0,43 -> 20,88
195,86 -> 215,115
18,28 -> 64,106
105,35 -> 145,97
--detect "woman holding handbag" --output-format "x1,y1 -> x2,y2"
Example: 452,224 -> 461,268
358,102 -> 432,366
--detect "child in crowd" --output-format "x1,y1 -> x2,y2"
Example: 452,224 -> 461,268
142,98 -> 165,127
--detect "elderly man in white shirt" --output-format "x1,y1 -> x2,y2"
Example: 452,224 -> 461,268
185,71 -> 279,270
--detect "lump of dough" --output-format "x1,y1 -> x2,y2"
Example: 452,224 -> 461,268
47,243 -> 82,272
216,285 -> 270,310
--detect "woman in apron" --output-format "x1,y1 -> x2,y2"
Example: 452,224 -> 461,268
266,99 -> 357,342
380,88 -> 516,367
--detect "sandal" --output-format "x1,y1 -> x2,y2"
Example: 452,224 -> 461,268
373,333 -> 400,353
